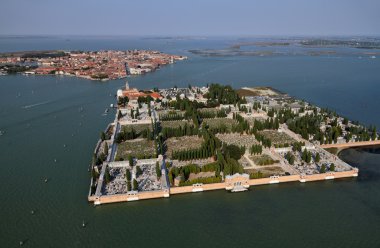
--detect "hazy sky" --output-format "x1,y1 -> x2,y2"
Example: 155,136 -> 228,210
1,0 -> 379,36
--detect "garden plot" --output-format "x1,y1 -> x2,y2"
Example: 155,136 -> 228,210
161,120 -> 193,128
248,154 -> 279,166
122,123 -> 152,133
216,133 -> 259,147
259,130 -> 296,145
204,118 -> 238,131
245,166 -> 285,177
116,138 -> 155,160
165,135 -> 204,158
245,117 -> 267,127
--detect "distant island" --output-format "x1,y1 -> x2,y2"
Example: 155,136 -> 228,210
189,37 -> 380,57
88,83 -> 380,205
0,50 -> 187,80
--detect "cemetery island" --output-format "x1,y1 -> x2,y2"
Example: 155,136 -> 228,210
88,83 -> 380,205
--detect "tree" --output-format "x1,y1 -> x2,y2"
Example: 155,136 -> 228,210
372,126 -> 377,141
127,181 -> 131,191
330,163 -> 335,171
136,166 -> 142,177
125,169 -> 132,181
117,110 -> 123,120
104,142 -> 109,156
100,131 -> 106,141
315,152 -> 320,163
320,164 -> 326,173
105,167 -> 111,183
128,155 -> 134,167
132,179 -> 138,191
156,162 -> 162,178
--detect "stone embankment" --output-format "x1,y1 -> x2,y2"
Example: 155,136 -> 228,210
88,169 -> 358,205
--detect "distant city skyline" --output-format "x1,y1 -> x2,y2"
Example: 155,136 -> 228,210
1,0 -> 379,36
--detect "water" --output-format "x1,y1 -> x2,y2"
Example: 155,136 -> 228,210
0,36 -> 379,247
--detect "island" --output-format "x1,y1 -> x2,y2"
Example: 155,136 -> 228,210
88,83 -> 379,205
0,50 -> 187,80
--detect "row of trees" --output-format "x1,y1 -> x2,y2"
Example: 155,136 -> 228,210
171,130 -> 222,161
160,123 -> 199,139
204,84 -> 246,105
252,118 -> 279,131
232,113 -> 250,134
320,163 -> 334,173
115,127 -> 154,143
253,133 -> 272,148
250,144 -> 263,155
168,162 -> 220,185
285,152 -> 295,165
125,168 -> 139,190
198,109 -> 227,119
301,149 -> 312,163
159,112 -> 184,121
117,96 -> 129,107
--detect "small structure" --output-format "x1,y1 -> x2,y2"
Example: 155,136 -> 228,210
225,173 -> 250,192
174,176 -> 182,187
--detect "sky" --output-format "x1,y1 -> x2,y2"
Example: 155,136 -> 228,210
0,0 -> 379,36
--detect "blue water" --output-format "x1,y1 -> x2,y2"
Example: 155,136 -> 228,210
0,36 -> 379,247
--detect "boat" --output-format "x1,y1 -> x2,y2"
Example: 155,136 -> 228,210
370,56 -> 376,59
82,220 -> 86,228
44,178 -> 48,183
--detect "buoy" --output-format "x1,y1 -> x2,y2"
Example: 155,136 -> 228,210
82,220 -> 86,228
44,178 -> 48,183
19,240 -> 24,246
31,210 -> 35,215
54,159 -> 57,163
63,144 -> 66,148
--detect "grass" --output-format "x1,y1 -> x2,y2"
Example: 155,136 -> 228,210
165,136 -> 204,158
259,130 -> 296,145
216,133 -> 258,147
116,139 -> 155,160
325,147 -> 338,155
245,166 -> 285,177
249,154 -> 279,166
161,120 -> 193,128
122,123 -> 152,134
204,118 -> 238,131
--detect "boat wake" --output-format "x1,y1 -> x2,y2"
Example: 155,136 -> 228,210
22,101 -> 51,109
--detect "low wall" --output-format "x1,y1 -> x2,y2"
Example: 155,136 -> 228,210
170,183 -> 225,195
91,190 -> 169,205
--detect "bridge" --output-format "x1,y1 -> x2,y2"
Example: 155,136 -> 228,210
320,140 -> 380,149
